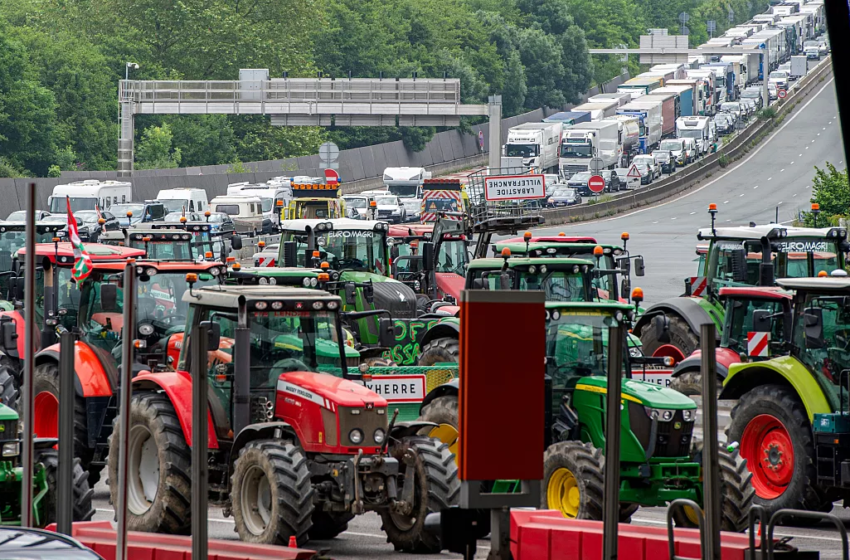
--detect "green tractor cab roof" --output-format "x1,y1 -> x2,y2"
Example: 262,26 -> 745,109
468,256 -> 595,270
183,285 -> 342,310
776,277 -> 850,292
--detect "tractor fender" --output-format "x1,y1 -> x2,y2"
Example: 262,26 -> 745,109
35,342 -> 114,398
720,356 -> 833,423
389,421 -> 438,440
633,297 -> 717,340
228,422 -> 299,475
419,321 -> 460,349
132,370 -> 221,450
419,378 -> 459,414
671,347 -> 739,379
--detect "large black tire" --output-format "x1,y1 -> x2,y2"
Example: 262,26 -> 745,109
542,441 -> 605,520
231,439 -> 314,546
638,315 -> 699,360
33,448 -> 95,528
673,443 -> 754,532
33,362 -> 101,486
417,337 -> 459,366
309,511 -> 355,540
726,384 -> 829,519
379,435 -> 460,553
669,368 -> 722,397
0,367 -> 18,411
107,392 -> 193,534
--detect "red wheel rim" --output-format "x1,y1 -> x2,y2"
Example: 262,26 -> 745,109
653,344 -> 686,364
34,391 -> 59,439
740,414 -> 795,499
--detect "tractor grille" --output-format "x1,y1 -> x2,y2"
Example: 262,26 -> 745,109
0,419 -> 18,441
628,402 -> 693,458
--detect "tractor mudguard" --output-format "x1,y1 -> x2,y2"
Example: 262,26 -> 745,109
35,342 -> 113,398
419,320 -> 460,349
389,421 -> 438,440
671,347 -> 738,379
633,297 -> 719,340
420,378 -> 459,413
229,422 -> 299,476
720,356 -> 833,423
132,370 -> 221,450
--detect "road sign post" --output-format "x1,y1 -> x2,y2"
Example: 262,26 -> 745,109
588,174 -> 606,195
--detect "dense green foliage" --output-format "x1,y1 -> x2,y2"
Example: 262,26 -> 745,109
0,0 -> 769,176
802,163 -> 850,227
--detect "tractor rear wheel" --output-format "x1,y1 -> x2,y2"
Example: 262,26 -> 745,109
33,362 -> 101,485
33,448 -> 95,528
231,439 -> 314,546
107,392 -> 192,534
417,337 -> 459,366
639,315 -> 699,361
380,435 -> 460,553
542,441 -> 605,520
309,511 -> 355,540
0,368 -> 18,411
727,384 -> 828,518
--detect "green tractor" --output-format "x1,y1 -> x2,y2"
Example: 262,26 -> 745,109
0,399 -> 94,526
420,300 -> 754,527
722,277 -> 850,516
633,209 -> 848,363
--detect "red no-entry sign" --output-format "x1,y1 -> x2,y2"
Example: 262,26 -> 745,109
588,175 -> 606,193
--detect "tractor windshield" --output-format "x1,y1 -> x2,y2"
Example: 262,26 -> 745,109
794,294 -> 850,397
319,230 -> 387,275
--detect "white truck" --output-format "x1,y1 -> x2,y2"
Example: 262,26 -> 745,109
48,180 -> 132,215
501,122 -> 562,173
676,116 -> 713,156
558,120 -> 621,178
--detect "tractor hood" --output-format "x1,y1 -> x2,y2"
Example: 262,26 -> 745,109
279,370 -> 387,408
435,273 -> 464,301
577,376 -> 697,409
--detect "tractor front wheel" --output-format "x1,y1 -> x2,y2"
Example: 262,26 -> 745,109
380,435 -> 460,553
107,392 -> 192,534
417,337 -> 459,366
727,384 -> 827,517
542,441 -> 605,520
33,448 -> 95,528
231,439 -> 314,546
638,315 -> 699,361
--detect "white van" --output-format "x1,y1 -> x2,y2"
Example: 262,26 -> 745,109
48,180 -> 132,215
210,195 -> 269,235
156,188 -> 209,214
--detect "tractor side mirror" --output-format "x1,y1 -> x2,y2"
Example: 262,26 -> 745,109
422,241 -> 435,272
344,283 -> 357,305
230,234 -> 243,251
634,256 -> 645,277
752,310 -> 772,333
201,321 -> 221,351
652,314 -> 671,343
1,316 -> 16,351
378,317 -> 396,348
804,308 -> 824,348
101,283 -> 119,312
282,241 -> 297,268
730,248 -> 748,283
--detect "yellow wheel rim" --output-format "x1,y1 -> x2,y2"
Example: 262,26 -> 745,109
684,505 -> 701,525
547,467 -> 581,518
429,424 -> 459,465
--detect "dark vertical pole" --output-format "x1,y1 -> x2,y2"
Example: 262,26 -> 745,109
603,324 -> 625,560
191,324 -> 209,560
21,182 -> 36,527
700,323 -> 721,560
115,260 -> 136,560
57,331 -> 75,535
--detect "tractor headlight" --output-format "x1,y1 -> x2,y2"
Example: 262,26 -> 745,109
2,442 -> 20,457
138,323 -> 155,337
682,409 -> 696,422
373,428 -> 386,444
349,429 -> 364,444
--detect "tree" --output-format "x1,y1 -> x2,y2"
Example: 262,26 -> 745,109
802,162 -> 850,226
136,123 -> 182,169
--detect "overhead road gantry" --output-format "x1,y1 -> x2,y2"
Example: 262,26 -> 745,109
117,70 -> 498,176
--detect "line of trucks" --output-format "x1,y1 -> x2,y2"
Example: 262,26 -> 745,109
500,0 -> 825,180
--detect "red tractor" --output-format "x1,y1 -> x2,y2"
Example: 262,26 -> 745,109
111,284 -> 458,551
31,257 -> 227,484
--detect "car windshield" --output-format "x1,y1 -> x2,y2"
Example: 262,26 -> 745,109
561,143 -> 592,158
660,140 -> 682,151
160,199 -> 188,213
376,197 -> 397,206
346,198 -> 368,209
50,196 -> 97,213
505,144 -> 538,158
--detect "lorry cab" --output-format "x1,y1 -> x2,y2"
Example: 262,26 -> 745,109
155,188 -> 209,214
48,180 -> 132,214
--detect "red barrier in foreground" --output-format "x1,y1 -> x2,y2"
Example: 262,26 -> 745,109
46,522 -> 316,560
511,511 -> 753,560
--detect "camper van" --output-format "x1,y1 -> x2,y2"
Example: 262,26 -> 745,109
48,180 -> 132,214
156,188 -> 209,214
210,195 -> 272,235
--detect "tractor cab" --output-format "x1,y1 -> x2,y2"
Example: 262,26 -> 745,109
465,257 -> 594,303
